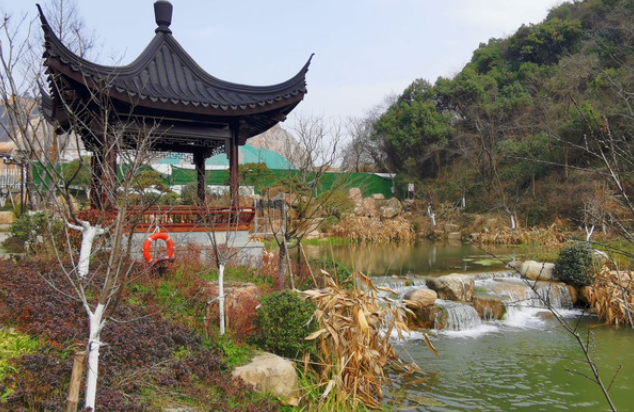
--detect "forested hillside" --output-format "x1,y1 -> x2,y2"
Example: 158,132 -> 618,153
360,0 -> 634,228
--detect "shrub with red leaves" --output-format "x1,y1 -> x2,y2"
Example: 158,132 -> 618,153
0,259 -> 279,412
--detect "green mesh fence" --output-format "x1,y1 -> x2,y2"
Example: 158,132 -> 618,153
34,162 -> 397,199
169,167 -> 395,198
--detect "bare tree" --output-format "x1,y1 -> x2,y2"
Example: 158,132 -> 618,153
267,114 -> 348,289
0,4 -> 181,410
341,95 -> 396,173
199,205 -> 253,336
36,98 -> 165,410
0,7 -> 47,210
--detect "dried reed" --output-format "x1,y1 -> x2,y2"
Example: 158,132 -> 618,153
470,225 -> 565,247
590,266 -> 634,327
300,271 -> 435,410
330,217 -> 415,243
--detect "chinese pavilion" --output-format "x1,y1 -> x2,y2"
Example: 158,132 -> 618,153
39,1 -> 311,213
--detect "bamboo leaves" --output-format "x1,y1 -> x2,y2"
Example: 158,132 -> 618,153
300,271 -> 429,410
592,266 -> 634,327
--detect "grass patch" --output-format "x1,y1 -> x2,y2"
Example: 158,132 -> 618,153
204,265 -> 274,287
262,236 -> 353,250
473,259 -> 498,266
300,237 -> 353,246
214,336 -> 255,367
0,327 -> 39,402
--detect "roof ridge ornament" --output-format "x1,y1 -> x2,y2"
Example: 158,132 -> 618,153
154,1 -> 173,34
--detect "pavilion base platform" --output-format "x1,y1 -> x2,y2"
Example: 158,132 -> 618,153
126,229 -> 264,267
124,206 -> 262,266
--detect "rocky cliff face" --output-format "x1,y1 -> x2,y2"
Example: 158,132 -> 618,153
247,124 -> 308,168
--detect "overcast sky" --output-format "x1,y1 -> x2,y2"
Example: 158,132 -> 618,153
6,0 -> 565,126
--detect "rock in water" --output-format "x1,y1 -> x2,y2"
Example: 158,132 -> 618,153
426,274 -> 475,302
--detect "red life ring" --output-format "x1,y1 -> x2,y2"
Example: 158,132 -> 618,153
142,232 -> 175,263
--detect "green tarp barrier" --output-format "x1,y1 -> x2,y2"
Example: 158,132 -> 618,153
169,168 -> 395,198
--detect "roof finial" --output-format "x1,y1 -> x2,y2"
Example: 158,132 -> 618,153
154,1 -> 173,34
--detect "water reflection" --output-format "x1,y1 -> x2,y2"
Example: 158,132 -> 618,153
302,241 -> 518,277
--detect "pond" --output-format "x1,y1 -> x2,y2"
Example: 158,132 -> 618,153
302,240 -> 520,277
304,241 -> 634,412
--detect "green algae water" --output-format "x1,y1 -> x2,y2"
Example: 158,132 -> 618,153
307,241 -> 634,412
389,317 -> 634,411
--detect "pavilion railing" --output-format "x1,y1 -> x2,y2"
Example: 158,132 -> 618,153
126,205 -> 255,233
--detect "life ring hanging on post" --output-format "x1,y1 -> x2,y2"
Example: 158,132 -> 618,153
142,232 -> 175,263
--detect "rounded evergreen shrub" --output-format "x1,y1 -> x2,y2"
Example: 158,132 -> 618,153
553,245 -> 595,287
254,290 -> 317,358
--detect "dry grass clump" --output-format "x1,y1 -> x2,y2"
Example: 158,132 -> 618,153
330,216 -> 415,243
299,271 -> 435,410
589,266 -> 634,327
469,228 -> 523,245
470,224 -> 566,247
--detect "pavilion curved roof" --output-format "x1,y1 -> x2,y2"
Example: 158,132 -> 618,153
38,1 -> 312,144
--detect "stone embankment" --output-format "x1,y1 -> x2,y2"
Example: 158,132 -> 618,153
403,263 -> 580,330
0,211 -> 14,259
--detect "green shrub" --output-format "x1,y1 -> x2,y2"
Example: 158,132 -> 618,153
553,245 -> 594,287
254,290 -> 317,358
7,212 -> 64,253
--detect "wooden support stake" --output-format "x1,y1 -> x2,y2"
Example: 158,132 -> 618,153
66,350 -> 86,412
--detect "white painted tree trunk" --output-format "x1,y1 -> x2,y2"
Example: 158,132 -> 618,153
68,221 -> 106,279
218,263 -> 225,336
84,303 -> 106,411
585,224 -> 595,242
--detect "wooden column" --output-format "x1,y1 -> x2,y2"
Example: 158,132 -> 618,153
90,152 -> 103,210
194,150 -> 206,204
89,133 -> 117,210
103,145 -> 117,209
229,127 -> 240,209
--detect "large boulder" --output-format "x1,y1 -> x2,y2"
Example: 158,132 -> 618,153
407,304 -> 441,329
362,197 -> 379,218
426,274 -> 475,302
403,288 -> 438,308
203,282 -> 260,333
380,206 -> 400,219
489,281 -> 530,302
473,295 -> 506,320
348,188 -> 364,206
507,260 -> 523,271
520,261 -> 555,281
447,232 -> 462,240
379,198 -> 402,219
232,352 -> 299,405
579,286 -> 594,305
566,285 -> 578,305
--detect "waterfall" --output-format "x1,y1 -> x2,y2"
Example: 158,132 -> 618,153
502,282 -> 574,310
534,283 -> 574,309
435,300 -> 482,331
385,272 -> 578,337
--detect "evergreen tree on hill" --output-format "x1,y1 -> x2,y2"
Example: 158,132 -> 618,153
368,0 -> 634,227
